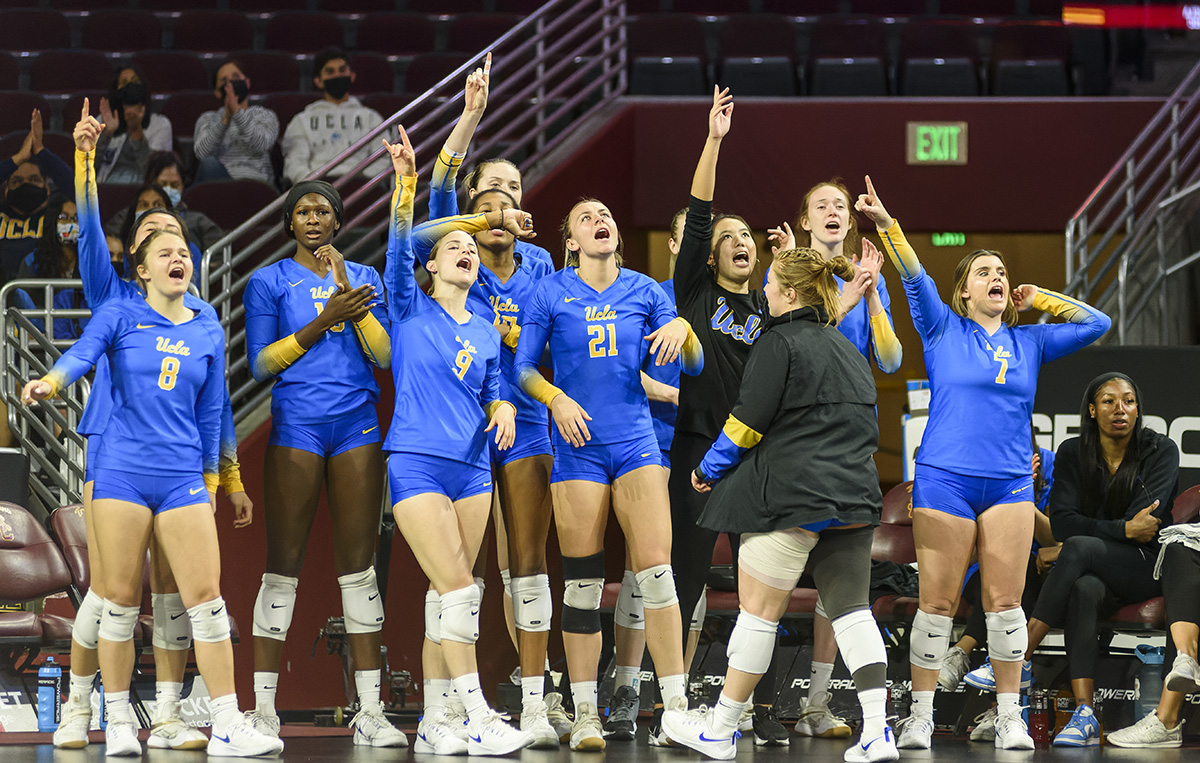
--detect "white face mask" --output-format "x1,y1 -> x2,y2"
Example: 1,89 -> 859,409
163,186 -> 182,208
57,221 -> 79,244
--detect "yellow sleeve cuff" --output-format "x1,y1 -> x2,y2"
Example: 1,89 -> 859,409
502,322 -> 521,350
485,400 -> 517,419
219,462 -> 244,496
526,378 -> 564,407
253,333 -> 307,378
353,312 -> 391,368
204,474 -> 220,493
876,219 -> 922,280
869,310 -> 902,373
1032,288 -> 1094,323
722,415 -> 763,449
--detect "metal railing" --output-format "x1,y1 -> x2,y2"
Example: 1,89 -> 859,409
1061,59 -> 1200,343
0,280 -> 91,508
202,0 -> 629,424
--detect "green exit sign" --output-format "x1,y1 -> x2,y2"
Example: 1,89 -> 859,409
931,232 -> 966,246
906,122 -> 968,165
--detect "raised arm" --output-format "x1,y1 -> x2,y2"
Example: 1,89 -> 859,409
431,54 -> 490,220
1013,285 -> 1111,363
73,100 -> 129,308
412,207 -> 534,262
381,126 -> 419,321
863,242 -> 902,373
675,88 -> 731,304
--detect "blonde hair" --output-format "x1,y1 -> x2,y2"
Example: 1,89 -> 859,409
132,228 -> 188,291
951,249 -> 1018,327
771,247 -> 855,325
561,198 -> 623,268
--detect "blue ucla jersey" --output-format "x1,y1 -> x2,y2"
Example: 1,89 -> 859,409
516,267 -> 679,446
647,279 -> 680,452
45,300 -> 225,479
244,258 -> 388,426
384,176 -> 505,468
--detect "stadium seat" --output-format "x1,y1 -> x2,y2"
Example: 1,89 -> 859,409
317,0 -> 396,11
406,0 -> 486,12
0,10 -> 70,52
172,11 -> 254,54
403,53 -> 472,94
848,0 -> 927,15
30,51 -> 112,95
1028,0 -> 1065,18
360,93 -> 412,124
940,0 -> 1015,17
0,92 -> 52,136
494,0 -> 562,12
130,52 -> 210,94
47,505 -> 89,599
679,0 -> 754,13
262,92 -> 320,133
142,0 -> 220,8
183,180 -> 280,231
348,53 -> 397,94
718,14 -> 799,96
899,18 -> 980,96
808,17 -> 889,96
159,91 -> 219,141
761,0 -> 842,15
1172,485 -> 1200,525
990,21 -> 1071,95
626,14 -> 709,96
225,51 -> 303,94
0,502 -> 74,653
446,13 -> 523,54
355,13 -> 437,57
0,54 -> 17,91
235,0 -> 313,11
264,11 -> 347,55
881,481 -> 914,526
61,91 -> 108,131
49,0 -> 129,7
96,185 -> 143,223
81,9 -> 163,52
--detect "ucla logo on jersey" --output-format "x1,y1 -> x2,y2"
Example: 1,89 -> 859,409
155,337 -> 192,356
490,296 -> 520,315
711,297 -> 762,345
585,305 -> 618,322
310,285 -> 338,300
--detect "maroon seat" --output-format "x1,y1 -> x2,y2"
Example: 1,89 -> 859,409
627,13 -> 708,63
236,0 -> 314,10
446,13 -> 523,54
871,524 -> 916,565
761,0 -> 841,14
881,481 -> 914,526
49,0 -> 130,7
81,9 -> 163,52
356,13 -> 437,57
0,92 -> 53,136
406,0 -> 486,12
131,52 -> 210,94
1171,485 -> 1200,525
348,53 -> 397,94
0,611 -> 41,647
317,0 -> 396,10
0,54 -> 19,91
30,51 -> 112,95
262,92 -> 319,134
173,11 -> 254,54
226,51 -> 303,94
182,180 -> 280,231
848,0 -> 926,15
0,10 -> 70,52
159,91 -> 219,142
719,14 -> 797,59
39,614 -> 75,647
142,0 -> 220,8
494,0 -> 565,11
677,0 -> 753,13
264,11 -> 346,54
940,0 -> 1015,17
361,93 -> 415,123
404,53 -> 472,94
0,502 -> 73,657
49,505 -> 90,597
1107,597 -> 1165,628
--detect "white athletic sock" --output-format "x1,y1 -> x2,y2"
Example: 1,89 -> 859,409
67,671 -> 95,705
711,693 -> 746,737
658,674 -> 686,706
911,690 -> 935,719
157,681 -> 184,706
521,676 -> 543,707
451,675 -> 489,722
424,678 -> 450,718
809,661 -> 835,699
997,692 -> 1021,717
859,687 -> 888,738
254,671 -> 278,716
614,665 -> 640,690
355,669 -> 382,712
572,680 -> 598,711
446,685 -> 466,715
210,694 -> 240,733
105,691 -> 130,725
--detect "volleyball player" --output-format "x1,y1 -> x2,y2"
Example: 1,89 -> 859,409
861,176 -> 1110,750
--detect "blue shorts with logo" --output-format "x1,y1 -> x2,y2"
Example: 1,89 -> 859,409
269,403 -> 381,458
551,431 -> 663,485
489,420 -> 553,468
912,463 -> 1035,521
387,452 -> 493,505
92,469 -> 210,514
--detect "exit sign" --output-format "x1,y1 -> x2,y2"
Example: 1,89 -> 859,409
906,122 -> 968,165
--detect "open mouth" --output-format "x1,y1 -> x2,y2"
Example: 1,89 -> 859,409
1110,417 -> 1128,428
168,264 -> 186,282
455,256 -> 473,273
989,284 -> 1005,299
732,250 -> 751,266
825,220 -> 841,233
594,228 -> 611,241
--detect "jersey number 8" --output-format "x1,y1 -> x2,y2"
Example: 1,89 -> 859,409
158,357 -> 179,391
587,323 -> 617,358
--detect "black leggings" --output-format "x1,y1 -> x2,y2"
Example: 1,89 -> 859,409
1030,535 -> 1160,680
1161,542 -> 1200,671
961,555 -> 1044,647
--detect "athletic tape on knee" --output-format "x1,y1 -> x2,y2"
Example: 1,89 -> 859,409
739,529 -> 816,589
614,570 -> 644,630
188,597 -> 232,643
500,570 -> 511,598
152,592 -> 192,651
252,573 -> 298,641
690,587 -> 707,632
910,610 -> 954,671
562,552 -> 604,634
439,585 -> 481,644
424,590 -> 441,644
635,564 -> 678,610
985,608 -> 1027,664
726,611 -> 777,675
338,566 -> 385,635
830,609 -> 886,677
97,600 -> 139,643
511,574 -> 552,633
72,588 -> 103,650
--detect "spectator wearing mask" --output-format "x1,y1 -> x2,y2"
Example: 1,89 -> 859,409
105,153 -> 224,253
110,186 -> 201,286
1,110 -> 71,286
95,65 -> 173,184
194,59 -> 279,186
281,48 -> 385,187
14,194 -> 88,339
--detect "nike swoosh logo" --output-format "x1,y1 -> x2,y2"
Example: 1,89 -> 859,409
190,487 -> 205,495
564,297 -> 579,303
362,426 -> 379,435
470,609 -> 479,616
631,593 -> 642,599
1012,485 -> 1029,494
368,593 -> 379,601
170,612 -> 185,620
211,607 -> 224,616
468,688 -> 480,694
288,280 -> 304,287
522,597 -> 536,604
213,734 -> 231,744
1006,628 -> 1019,634
270,603 -> 285,609
640,453 -> 651,458
699,733 -> 732,743
470,735 -> 482,743
136,323 -> 154,329
654,570 -> 667,578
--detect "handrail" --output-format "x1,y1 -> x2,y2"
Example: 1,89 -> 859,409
201,0 -> 628,424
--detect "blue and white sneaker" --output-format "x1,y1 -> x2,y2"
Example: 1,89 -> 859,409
1052,705 -> 1101,747
963,657 -> 1033,691
661,706 -> 740,761
844,726 -> 899,762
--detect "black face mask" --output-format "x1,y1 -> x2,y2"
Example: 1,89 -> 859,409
6,183 -> 47,215
118,82 -> 146,106
230,79 -> 250,103
322,76 -> 352,100
111,258 -> 124,276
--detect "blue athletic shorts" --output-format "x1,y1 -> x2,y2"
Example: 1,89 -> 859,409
660,449 -> 671,469
92,469 -> 210,514
489,419 -> 553,467
912,463 -> 1035,521
551,430 -> 662,485
387,452 -> 493,505
85,435 -> 99,484
269,403 -> 381,458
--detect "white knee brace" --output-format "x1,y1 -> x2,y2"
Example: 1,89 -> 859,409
562,552 -> 605,634
910,610 -> 953,671
187,597 -> 232,643
439,585 -> 481,645
635,564 -> 678,610
338,566 -> 385,635
985,608 -> 1027,664
474,576 -> 486,598
726,611 -> 777,675
830,609 -> 887,675
152,592 -> 192,651
511,574 -> 552,633
614,570 -> 644,630
97,600 -> 139,643
689,588 -> 708,633
72,588 -> 103,650
252,573 -> 298,641
424,590 -> 441,644
500,570 -> 512,598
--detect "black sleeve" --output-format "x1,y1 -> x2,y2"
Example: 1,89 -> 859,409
674,194 -> 713,306
1049,439 -> 1127,543
1131,436 -> 1180,527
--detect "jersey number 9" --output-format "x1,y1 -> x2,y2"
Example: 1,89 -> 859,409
454,349 -> 473,380
158,357 -> 179,391
587,323 -> 617,358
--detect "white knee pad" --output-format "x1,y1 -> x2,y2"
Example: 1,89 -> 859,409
511,574 -> 552,633
338,566 -> 385,635
252,573 -> 298,641
910,610 -> 954,671
562,552 -> 605,634
690,588 -> 707,632
614,570 -> 645,630
500,570 -> 511,598
439,585 -> 481,645
152,592 -> 192,651
424,590 -> 442,644
72,588 -> 103,650
97,600 -> 139,643
726,611 -> 777,675
738,529 -> 816,590
474,576 -> 486,598
187,597 -> 232,643
985,608 -> 1027,664
830,609 -> 886,675
635,564 -> 678,610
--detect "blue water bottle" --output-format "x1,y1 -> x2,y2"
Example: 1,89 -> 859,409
37,657 -> 63,732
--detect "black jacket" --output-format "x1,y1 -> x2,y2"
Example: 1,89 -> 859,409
697,305 -> 882,534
